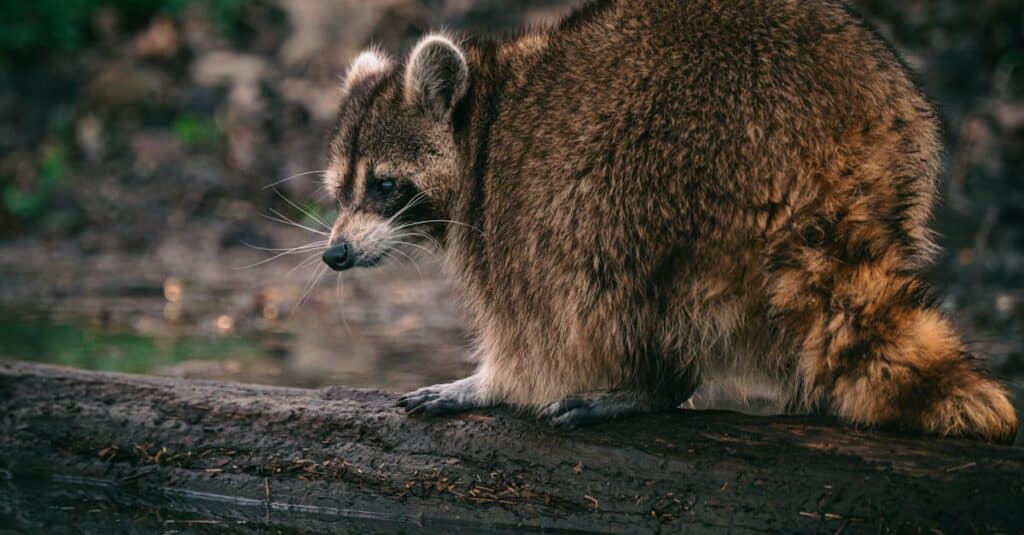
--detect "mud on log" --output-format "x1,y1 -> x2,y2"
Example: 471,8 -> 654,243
1,361 -> 1022,532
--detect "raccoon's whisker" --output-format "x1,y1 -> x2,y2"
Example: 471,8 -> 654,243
387,187 -> 440,224
388,191 -> 430,224
262,169 -> 327,190
388,197 -> 429,225
270,188 -> 331,230
263,214 -> 329,237
265,210 -> 330,236
387,246 -> 426,283
293,266 -> 318,312
241,240 -> 329,253
387,239 -> 435,256
235,241 -> 329,269
293,264 -> 328,314
389,232 -> 441,249
314,184 -> 331,203
392,219 -> 482,234
334,273 -> 353,337
389,230 -> 442,250
285,250 -> 327,278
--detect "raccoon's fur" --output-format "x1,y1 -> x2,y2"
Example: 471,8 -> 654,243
321,0 -> 1018,442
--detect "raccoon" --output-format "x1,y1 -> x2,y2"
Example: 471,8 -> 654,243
321,0 -> 1018,442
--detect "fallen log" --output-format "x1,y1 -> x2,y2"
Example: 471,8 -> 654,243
1,361 -> 1022,532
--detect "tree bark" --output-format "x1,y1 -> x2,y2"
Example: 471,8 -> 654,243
1,361 -> 1022,533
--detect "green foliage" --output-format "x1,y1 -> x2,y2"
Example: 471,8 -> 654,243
0,0 -> 244,57
2,188 -> 45,220
176,0 -> 245,30
173,113 -> 224,150
0,0 -> 92,54
37,145 -> 68,188
2,145 -> 67,220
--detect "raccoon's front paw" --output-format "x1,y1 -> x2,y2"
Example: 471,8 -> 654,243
397,375 -> 489,417
538,390 -> 671,429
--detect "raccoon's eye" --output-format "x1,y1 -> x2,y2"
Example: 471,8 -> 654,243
375,179 -> 397,196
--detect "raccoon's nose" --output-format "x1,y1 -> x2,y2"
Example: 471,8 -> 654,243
322,242 -> 355,271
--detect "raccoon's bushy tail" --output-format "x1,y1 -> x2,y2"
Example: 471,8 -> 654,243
767,233 -> 1017,443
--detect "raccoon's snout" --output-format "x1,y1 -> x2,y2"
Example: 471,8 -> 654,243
322,242 -> 355,271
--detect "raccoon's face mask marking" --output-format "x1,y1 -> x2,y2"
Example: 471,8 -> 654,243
323,35 -> 469,272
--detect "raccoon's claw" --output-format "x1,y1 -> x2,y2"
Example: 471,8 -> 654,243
406,396 -> 476,416
539,391 -> 657,429
397,376 -> 487,417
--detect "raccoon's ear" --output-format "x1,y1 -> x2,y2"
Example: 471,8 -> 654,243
403,34 -> 469,121
343,49 -> 392,93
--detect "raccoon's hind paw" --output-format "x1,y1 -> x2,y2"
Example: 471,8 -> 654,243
397,375 -> 490,417
538,390 -> 678,429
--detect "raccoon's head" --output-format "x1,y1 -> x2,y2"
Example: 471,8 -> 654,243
322,34 -> 469,271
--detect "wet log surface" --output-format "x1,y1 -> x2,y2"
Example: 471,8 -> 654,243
1,361 -> 1022,533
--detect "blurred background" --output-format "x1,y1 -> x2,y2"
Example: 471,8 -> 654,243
0,0 -> 1021,420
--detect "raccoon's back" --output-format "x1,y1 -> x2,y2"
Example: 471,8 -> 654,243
485,0 -> 935,259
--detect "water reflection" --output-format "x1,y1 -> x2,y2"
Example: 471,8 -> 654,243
0,231 -> 473,393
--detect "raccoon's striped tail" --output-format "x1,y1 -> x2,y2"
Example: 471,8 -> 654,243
769,245 -> 1017,443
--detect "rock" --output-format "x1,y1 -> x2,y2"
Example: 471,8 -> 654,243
133,16 -> 180,60
191,51 -> 272,114
75,115 -> 105,163
129,129 -> 182,175
278,78 -> 341,124
84,62 -> 173,113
